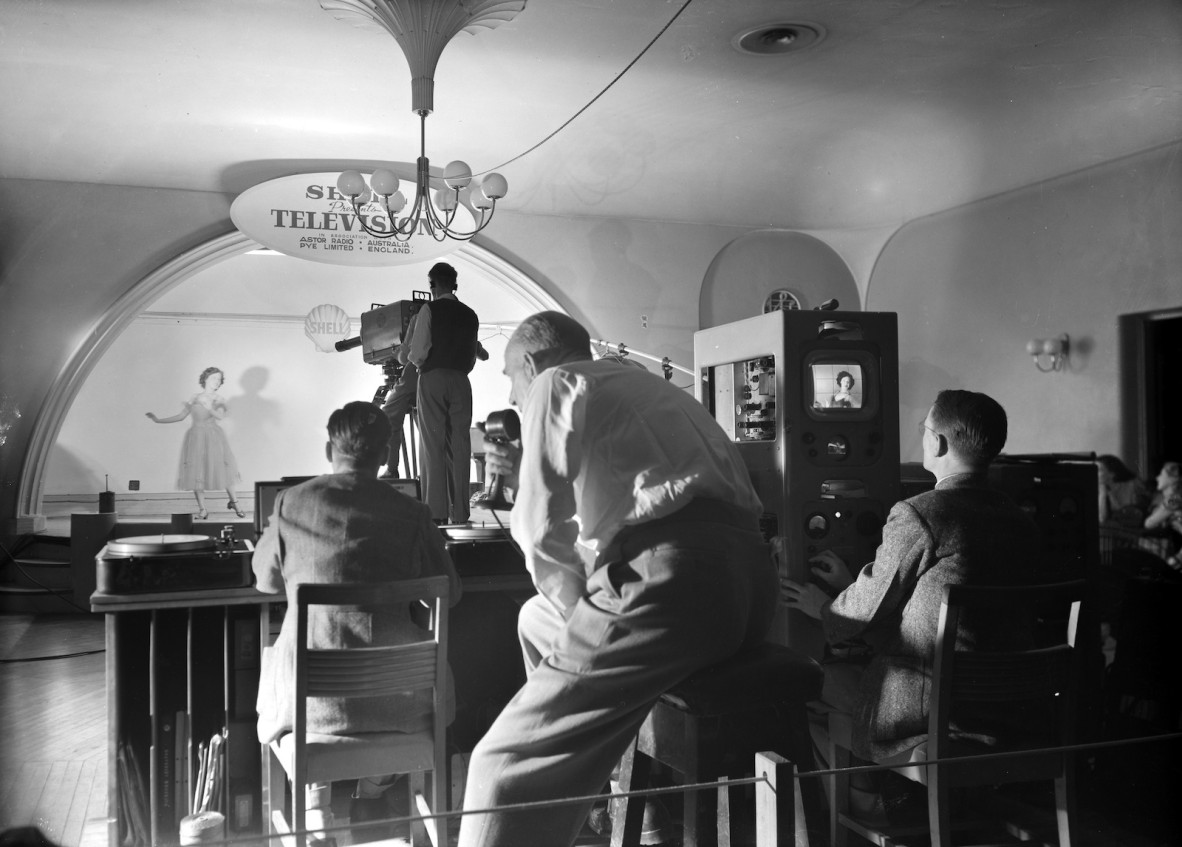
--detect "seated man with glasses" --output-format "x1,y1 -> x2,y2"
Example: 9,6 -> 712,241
781,389 -> 1042,823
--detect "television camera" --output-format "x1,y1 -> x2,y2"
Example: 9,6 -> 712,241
334,295 -> 429,403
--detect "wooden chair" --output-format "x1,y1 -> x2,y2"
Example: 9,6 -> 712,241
829,580 -> 1087,847
262,577 -> 450,847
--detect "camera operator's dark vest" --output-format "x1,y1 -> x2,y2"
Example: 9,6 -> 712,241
420,297 -> 479,375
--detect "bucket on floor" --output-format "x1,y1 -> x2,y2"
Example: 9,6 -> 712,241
180,811 -> 225,845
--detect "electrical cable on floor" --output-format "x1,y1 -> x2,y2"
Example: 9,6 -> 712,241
0,648 -> 105,664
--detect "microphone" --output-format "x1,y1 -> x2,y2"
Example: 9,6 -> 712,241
814,298 -> 840,311
470,409 -> 521,510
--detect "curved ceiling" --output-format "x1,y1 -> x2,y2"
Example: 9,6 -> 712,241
2,0 -> 1180,232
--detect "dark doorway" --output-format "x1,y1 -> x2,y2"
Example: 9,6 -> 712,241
1120,307 -> 1182,478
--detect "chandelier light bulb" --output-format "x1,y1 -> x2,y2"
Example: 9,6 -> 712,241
1041,338 -> 1061,356
481,172 -> 508,200
1025,340 -> 1041,356
387,190 -> 408,215
337,169 -> 367,198
443,160 -> 473,189
436,188 -> 458,212
369,168 -> 400,197
470,185 -> 495,210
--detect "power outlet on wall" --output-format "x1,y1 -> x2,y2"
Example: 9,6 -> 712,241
128,480 -> 140,491
641,314 -> 649,329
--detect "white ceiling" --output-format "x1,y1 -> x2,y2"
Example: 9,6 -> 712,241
2,0 -> 1180,233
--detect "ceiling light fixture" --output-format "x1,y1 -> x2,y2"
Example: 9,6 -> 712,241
322,0 -> 524,242
732,22 -> 825,56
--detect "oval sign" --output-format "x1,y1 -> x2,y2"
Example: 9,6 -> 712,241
231,172 -> 475,266
304,304 -> 352,352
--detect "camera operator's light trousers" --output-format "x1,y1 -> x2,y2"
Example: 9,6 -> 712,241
417,368 -> 473,523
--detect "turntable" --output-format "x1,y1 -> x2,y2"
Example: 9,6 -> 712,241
96,532 -> 254,595
439,523 -> 529,580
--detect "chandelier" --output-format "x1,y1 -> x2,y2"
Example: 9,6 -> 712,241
321,0 -> 525,242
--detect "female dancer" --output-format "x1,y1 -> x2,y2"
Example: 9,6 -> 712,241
146,366 -> 243,518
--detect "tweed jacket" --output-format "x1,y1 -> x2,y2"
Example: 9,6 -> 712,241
821,471 -> 1042,760
253,472 -> 462,743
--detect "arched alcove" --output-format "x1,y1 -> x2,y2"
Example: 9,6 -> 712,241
699,230 -> 861,328
19,232 -> 561,519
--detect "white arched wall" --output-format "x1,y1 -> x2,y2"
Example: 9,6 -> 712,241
19,232 -> 561,520
699,230 -> 863,328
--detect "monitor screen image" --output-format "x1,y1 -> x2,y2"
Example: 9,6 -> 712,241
810,362 -> 864,410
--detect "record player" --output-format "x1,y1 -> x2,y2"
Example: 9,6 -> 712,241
440,524 -> 530,580
95,531 -> 254,595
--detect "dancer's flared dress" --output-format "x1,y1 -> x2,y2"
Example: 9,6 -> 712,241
176,402 -> 240,490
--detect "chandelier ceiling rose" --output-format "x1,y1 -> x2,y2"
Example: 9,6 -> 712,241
320,0 -> 525,113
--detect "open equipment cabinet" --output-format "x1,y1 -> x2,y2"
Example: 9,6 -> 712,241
96,588 -> 272,846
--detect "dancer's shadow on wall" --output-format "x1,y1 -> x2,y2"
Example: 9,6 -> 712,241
224,366 -> 281,485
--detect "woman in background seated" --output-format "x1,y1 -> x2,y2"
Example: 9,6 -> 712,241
1144,461 -> 1182,571
1096,455 -> 1151,527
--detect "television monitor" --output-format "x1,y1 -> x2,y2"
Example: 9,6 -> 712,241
803,350 -> 879,422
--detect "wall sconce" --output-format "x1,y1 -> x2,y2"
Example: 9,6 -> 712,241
1026,333 -> 1070,372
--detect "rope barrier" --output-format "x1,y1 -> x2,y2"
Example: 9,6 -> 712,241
203,731 -> 1182,846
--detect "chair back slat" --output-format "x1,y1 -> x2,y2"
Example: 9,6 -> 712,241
292,576 -> 449,739
950,645 -> 1072,702
306,642 -> 438,697
930,580 -> 1087,760
274,575 -> 449,846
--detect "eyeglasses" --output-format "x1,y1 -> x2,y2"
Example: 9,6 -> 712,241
918,421 -> 941,438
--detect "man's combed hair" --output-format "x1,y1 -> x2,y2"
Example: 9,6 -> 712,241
428,261 -> 458,290
930,389 -> 1008,465
327,401 -> 391,461
514,311 -> 593,359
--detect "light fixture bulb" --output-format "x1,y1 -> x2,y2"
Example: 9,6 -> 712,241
337,170 -> 366,198
436,188 -> 458,212
370,168 -> 400,197
1042,338 -> 1061,356
444,161 -> 473,189
470,186 -> 494,210
481,172 -> 508,200
1026,340 -> 1041,356
386,190 -> 407,215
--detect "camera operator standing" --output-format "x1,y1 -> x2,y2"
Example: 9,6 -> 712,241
405,262 -> 485,524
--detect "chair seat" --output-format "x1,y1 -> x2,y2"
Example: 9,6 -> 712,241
272,729 -> 437,786
658,642 -> 823,715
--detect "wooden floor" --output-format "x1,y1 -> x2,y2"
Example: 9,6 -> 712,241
2,614 -> 1175,847
0,613 -> 107,847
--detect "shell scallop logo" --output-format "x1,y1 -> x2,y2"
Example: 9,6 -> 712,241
304,304 -> 352,353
